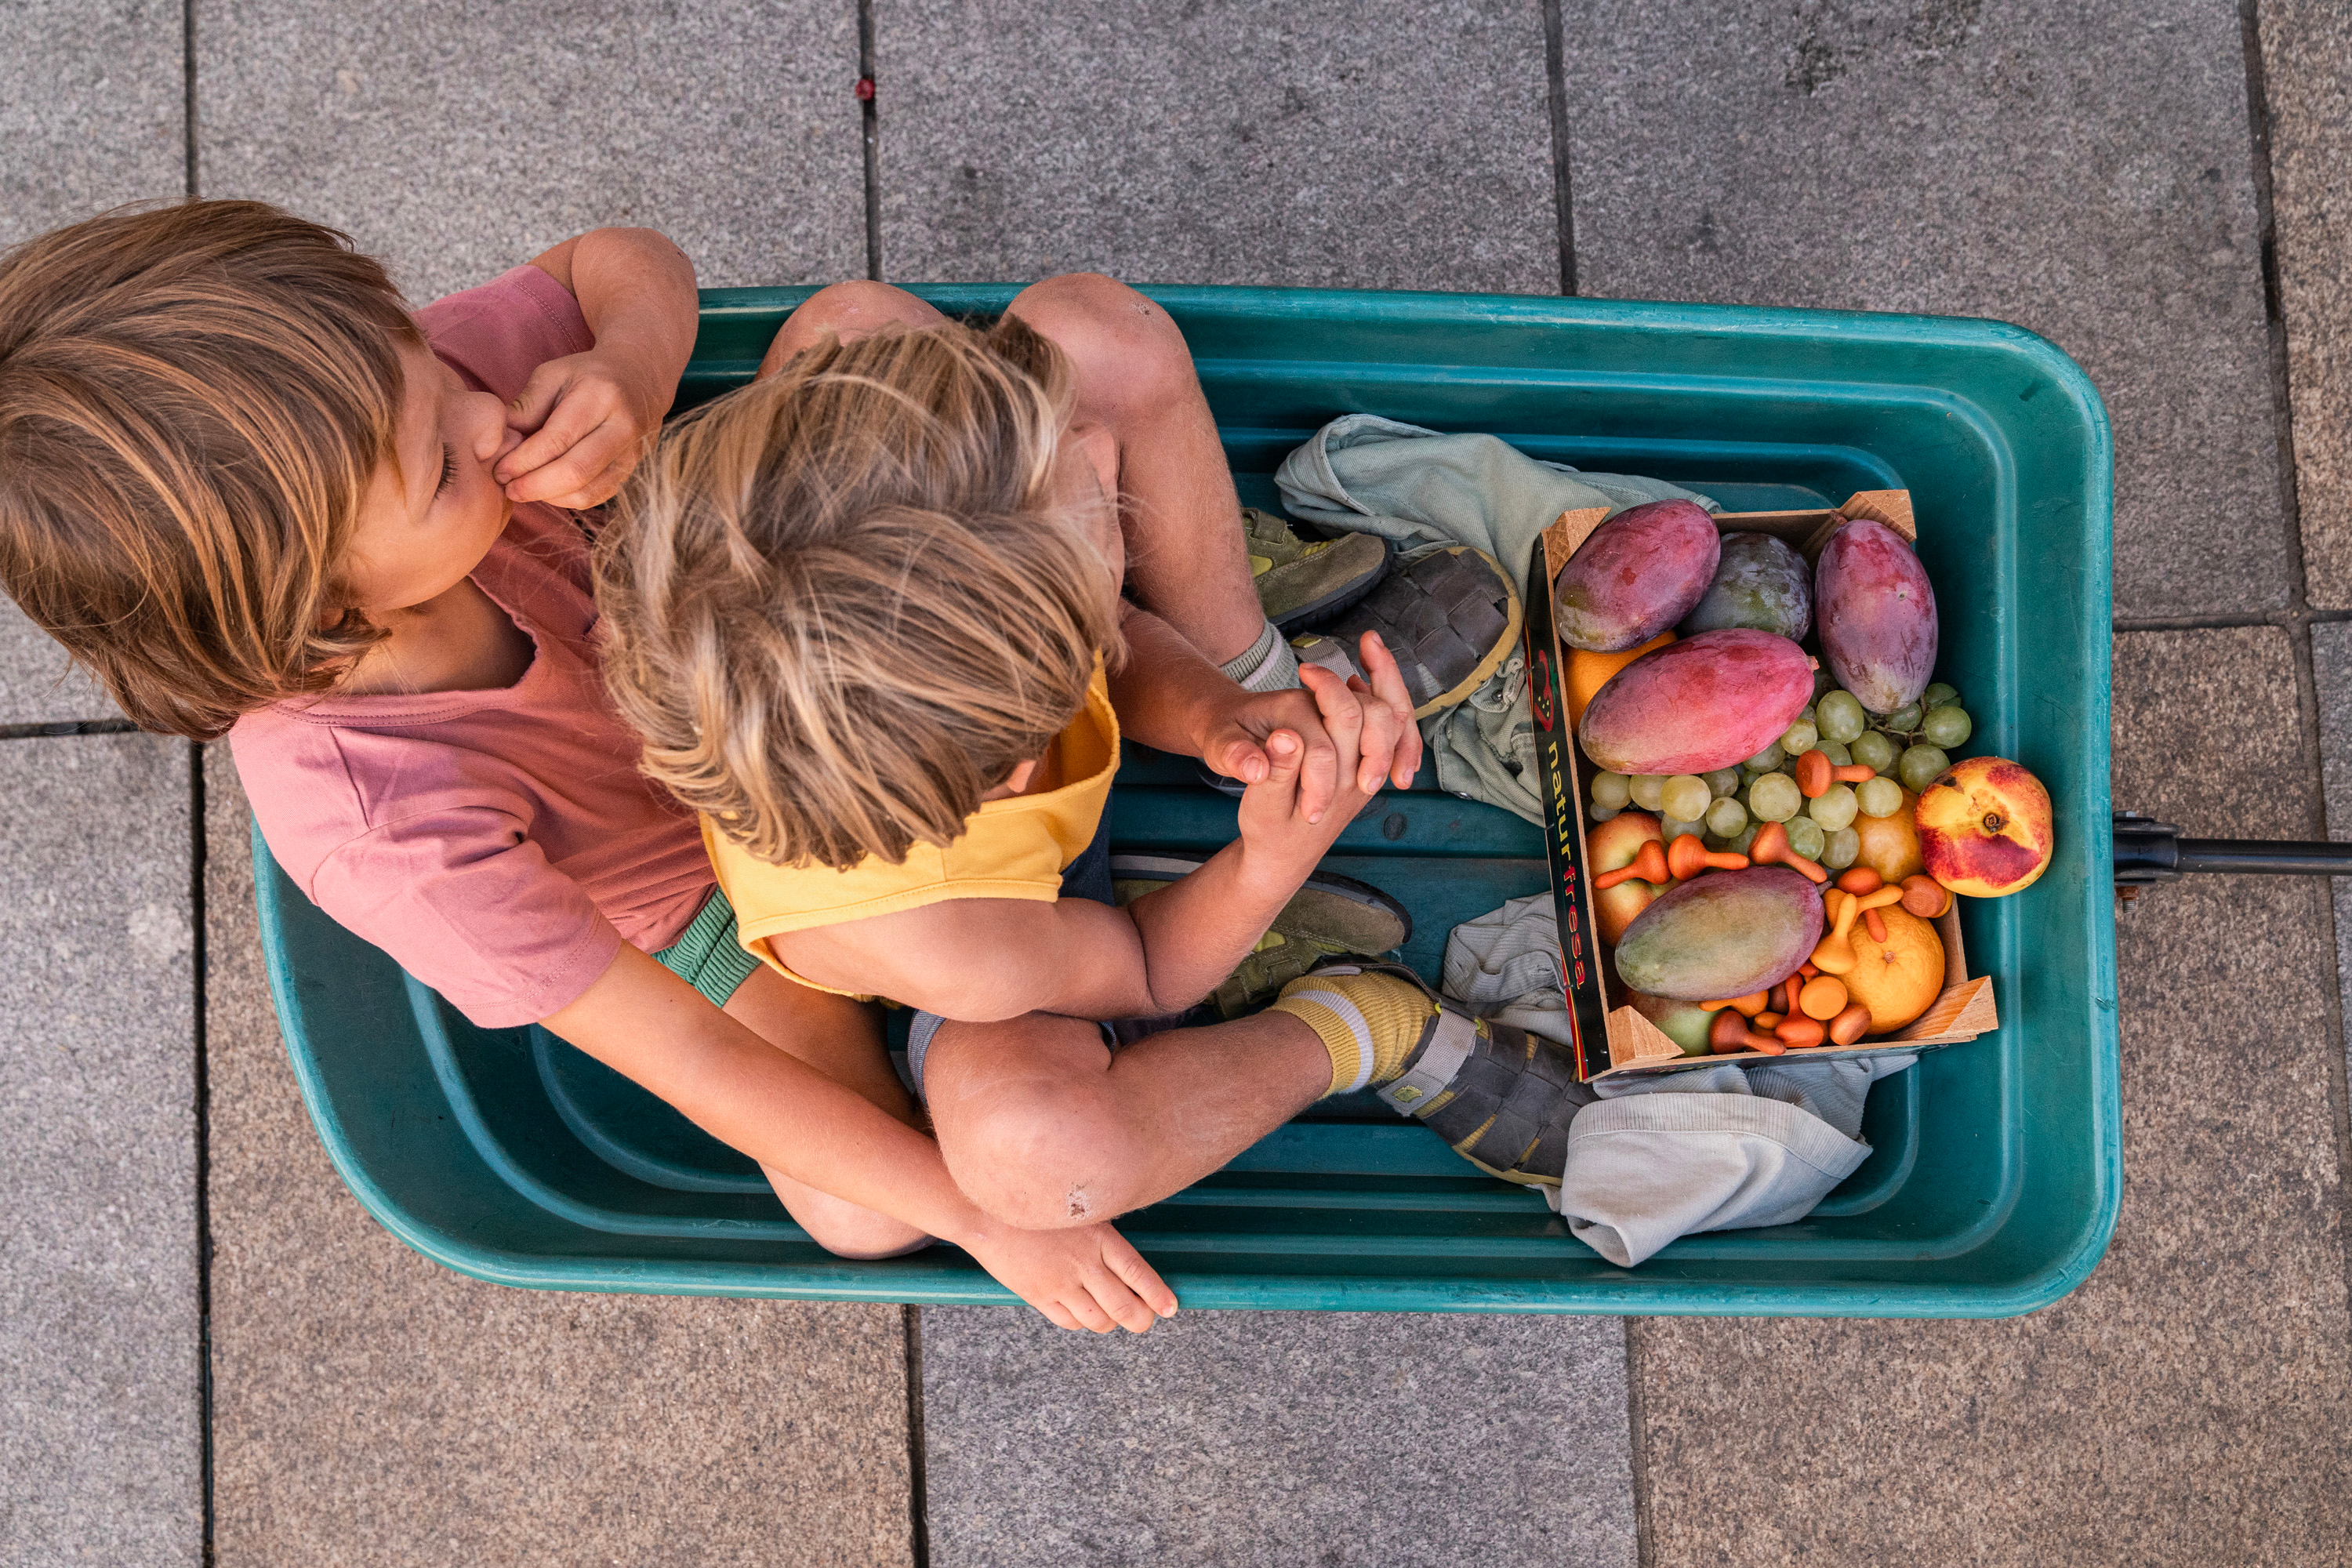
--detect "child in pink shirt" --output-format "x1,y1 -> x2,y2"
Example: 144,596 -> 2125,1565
0,201 -> 1412,1333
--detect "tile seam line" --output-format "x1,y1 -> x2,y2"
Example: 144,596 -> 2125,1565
188,742 -> 215,1568
904,1304 -> 929,1568
858,0 -> 880,281
1538,0 -> 1577,296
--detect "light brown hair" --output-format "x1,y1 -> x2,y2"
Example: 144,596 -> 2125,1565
0,199 -> 416,738
597,315 -> 1122,871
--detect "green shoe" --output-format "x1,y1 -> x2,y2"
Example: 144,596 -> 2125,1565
1110,854 -> 1412,1018
1244,508 -> 1393,632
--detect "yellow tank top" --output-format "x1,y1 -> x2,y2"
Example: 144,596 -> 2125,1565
706,664 -> 1120,991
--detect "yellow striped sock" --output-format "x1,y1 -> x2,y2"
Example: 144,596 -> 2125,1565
1269,971 -> 1437,1098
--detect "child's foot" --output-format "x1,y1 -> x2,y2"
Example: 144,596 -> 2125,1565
1244,508 -> 1392,633
1268,957 -> 1587,1187
1289,544 -> 1521,720
1110,856 -> 1411,1018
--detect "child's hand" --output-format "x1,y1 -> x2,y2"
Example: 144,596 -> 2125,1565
1196,633 -> 1422,824
495,347 -> 672,510
960,1217 -> 1177,1333
1233,635 -> 1416,866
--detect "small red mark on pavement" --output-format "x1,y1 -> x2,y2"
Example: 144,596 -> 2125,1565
854,77 -> 875,101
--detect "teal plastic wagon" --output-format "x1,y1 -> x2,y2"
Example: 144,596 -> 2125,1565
255,285 -> 2118,1316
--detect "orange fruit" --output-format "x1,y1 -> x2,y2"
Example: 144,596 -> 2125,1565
1837,903 -> 1945,1033
1567,631 -> 1675,731
1853,786 -> 1926,884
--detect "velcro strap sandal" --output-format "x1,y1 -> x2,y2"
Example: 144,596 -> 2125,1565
1289,544 -> 1522,719
1309,956 -> 1591,1187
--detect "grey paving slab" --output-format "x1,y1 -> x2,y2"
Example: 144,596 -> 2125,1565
877,0 -> 1560,292
1629,626 -> 2352,1565
2262,0 -> 2352,608
0,733 -> 198,1566
198,0 -> 866,305
0,0 -> 181,725
921,1307 -> 1635,1568
2112,624 -> 2314,837
204,750 -> 916,1568
1559,0 -> 2287,622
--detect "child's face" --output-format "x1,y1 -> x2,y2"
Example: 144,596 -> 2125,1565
338,339 -> 524,615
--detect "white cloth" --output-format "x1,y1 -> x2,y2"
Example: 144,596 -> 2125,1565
1439,896 -> 1916,1267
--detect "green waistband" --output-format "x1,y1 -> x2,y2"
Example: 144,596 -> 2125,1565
652,887 -> 760,1008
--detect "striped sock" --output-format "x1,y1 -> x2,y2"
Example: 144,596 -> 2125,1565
1269,970 -> 1436,1097
1219,619 -> 1301,693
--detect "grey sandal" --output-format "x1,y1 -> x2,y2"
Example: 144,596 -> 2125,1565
1290,544 -> 1522,719
1306,956 -> 1592,1187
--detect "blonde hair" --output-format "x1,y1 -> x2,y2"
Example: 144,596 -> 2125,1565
0,200 -> 416,739
597,315 -> 1123,871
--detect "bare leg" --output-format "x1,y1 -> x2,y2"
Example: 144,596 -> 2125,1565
758,279 -> 950,378
921,1009 -> 1331,1230
722,967 -> 932,1257
1006,274 -> 1266,666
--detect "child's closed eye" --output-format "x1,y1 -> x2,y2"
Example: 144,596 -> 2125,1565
435,443 -> 459,497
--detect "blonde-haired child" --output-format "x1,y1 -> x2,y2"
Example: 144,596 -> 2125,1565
598,281 -> 1592,1258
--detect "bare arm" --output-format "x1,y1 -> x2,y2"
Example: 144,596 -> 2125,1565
497,228 -> 701,507
541,942 -> 1176,1331
771,632 -> 1418,1022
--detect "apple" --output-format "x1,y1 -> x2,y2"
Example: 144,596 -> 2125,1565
1589,810 -> 1671,944
1916,756 -> 2054,898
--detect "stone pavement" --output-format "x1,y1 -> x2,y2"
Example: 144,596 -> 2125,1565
1,2 -> 2347,1565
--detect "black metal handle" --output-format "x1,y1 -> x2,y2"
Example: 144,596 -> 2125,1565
2112,812 -> 2352,884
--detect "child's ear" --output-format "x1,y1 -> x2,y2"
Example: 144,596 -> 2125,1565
987,757 -> 1042,800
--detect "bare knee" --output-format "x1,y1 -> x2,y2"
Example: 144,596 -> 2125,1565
770,1171 -> 933,1258
1007,273 -> 1194,419
938,1074 -> 1139,1232
761,281 -> 948,374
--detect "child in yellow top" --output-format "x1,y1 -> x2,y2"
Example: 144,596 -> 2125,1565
598,280 -> 1452,1265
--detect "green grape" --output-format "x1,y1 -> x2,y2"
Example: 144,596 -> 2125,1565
1822,826 -> 1861,871
1704,768 -> 1742,798
1780,719 -> 1820,756
1662,774 -> 1713,822
1592,771 -> 1633,810
1897,744 -> 1951,793
1729,822 -> 1762,856
1849,731 -> 1898,774
1784,816 -> 1827,862
1856,775 -> 1904,818
1816,737 -> 1853,767
1816,690 -> 1867,744
1885,701 -> 1926,734
1704,797 -> 1749,838
1808,782 -> 1858,831
1922,705 -> 1973,750
1590,802 -> 1621,823
1749,772 -> 1802,822
1628,774 -> 1667,811
1922,682 -> 1959,710
1661,815 -> 1704,841
1744,740 -> 1787,773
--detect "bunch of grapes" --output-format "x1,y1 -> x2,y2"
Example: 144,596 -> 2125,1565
1588,680 -> 1977,874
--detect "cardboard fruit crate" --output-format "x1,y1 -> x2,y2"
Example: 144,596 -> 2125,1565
1523,490 -> 2000,1083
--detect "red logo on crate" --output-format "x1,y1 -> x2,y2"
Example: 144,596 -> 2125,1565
1530,645 -> 1555,733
